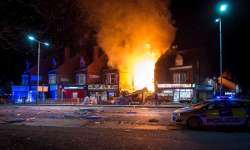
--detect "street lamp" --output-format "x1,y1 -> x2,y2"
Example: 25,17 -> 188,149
220,4 -> 228,12
215,3 -> 228,96
27,35 -> 49,103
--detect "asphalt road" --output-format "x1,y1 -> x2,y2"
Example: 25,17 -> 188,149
0,105 -> 250,150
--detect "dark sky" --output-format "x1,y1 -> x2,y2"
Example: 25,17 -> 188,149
171,0 -> 250,91
0,0 -> 249,92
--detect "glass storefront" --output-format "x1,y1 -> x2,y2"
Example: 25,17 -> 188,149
157,84 -> 194,103
173,89 -> 193,102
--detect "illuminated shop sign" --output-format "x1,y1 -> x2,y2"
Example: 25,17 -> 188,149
89,75 -> 100,79
12,86 -> 29,92
31,75 -> 42,81
225,92 -> 236,96
157,84 -> 195,88
37,86 -> 48,92
88,84 -> 118,90
64,86 -> 86,90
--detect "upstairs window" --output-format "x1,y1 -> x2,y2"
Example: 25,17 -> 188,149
76,73 -> 86,85
106,73 -> 118,85
22,74 -> 29,85
49,74 -> 57,84
173,72 -> 187,83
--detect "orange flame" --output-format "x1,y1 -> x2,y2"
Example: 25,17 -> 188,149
133,49 -> 156,91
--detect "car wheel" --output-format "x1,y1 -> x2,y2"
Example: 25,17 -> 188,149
187,116 -> 202,129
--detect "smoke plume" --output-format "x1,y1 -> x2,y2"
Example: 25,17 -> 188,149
80,0 -> 176,90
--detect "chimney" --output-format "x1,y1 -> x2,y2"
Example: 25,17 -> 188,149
93,46 -> 99,61
64,47 -> 70,61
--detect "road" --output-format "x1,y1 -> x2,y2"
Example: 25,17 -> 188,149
0,105 -> 250,150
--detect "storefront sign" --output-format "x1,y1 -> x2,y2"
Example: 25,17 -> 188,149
157,84 -> 195,89
12,86 -> 29,92
163,90 -> 173,96
196,84 -> 213,91
60,78 -> 69,82
89,75 -> 100,79
64,86 -> 86,90
37,86 -> 48,92
88,84 -> 118,90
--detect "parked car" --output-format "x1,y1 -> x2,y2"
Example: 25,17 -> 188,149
172,96 -> 250,129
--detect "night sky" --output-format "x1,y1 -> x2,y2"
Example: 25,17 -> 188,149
0,0 -> 249,93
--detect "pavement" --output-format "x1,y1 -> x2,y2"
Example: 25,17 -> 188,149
0,105 -> 250,150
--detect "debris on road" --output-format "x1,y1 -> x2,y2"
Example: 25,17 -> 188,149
26,117 -> 36,122
148,118 -> 159,123
5,118 -> 26,124
127,111 -> 137,114
85,115 -> 102,120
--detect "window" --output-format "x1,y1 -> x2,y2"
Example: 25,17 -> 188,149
217,101 -> 227,109
173,72 -> 187,83
207,103 -> 216,110
72,92 -> 78,98
230,101 -> 242,108
106,73 -> 117,85
208,101 -> 228,110
49,74 -> 57,84
110,74 -> 117,84
76,74 -> 86,85
22,74 -> 29,85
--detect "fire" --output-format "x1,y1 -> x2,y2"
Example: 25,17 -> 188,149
133,53 -> 156,91
118,43 -> 160,92
81,0 -> 176,92
132,43 -> 157,91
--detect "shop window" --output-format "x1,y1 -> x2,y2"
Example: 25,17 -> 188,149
72,92 -> 78,98
174,89 -> 193,102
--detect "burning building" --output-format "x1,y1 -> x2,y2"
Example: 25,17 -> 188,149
80,0 -> 176,92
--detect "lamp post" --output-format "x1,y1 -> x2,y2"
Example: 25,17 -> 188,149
215,3 -> 228,96
28,35 -> 49,103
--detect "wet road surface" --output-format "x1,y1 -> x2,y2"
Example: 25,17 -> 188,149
0,105 -> 250,150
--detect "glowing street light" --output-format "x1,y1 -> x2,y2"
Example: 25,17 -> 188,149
27,35 -> 50,103
44,42 -> 49,46
215,18 -> 220,23
28,35 -> 35,41
220,4 -> 228,12
215,3 -> 228,96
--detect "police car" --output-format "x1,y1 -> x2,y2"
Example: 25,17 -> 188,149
172,96 -> 250,129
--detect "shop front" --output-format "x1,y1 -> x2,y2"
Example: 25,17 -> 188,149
88,84 -> 119,103
157,84 -> 195,103
12,85 -> 48,103
61,85 -> 88,102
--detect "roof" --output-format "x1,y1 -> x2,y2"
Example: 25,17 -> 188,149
155,47 -> 214,83
87,54 -> 108,84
